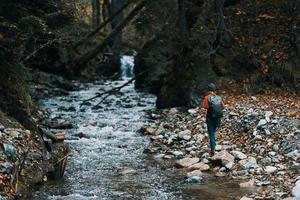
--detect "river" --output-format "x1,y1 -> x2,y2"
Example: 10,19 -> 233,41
33,57 -> 249,200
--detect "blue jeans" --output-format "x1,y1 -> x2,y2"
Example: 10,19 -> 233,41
206,117 -> 220,152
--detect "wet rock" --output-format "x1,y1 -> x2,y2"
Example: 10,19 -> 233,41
187,170 -> 202,178
141,125 -> 157,135
150,113 -> 161,119
175,157 -> 199,168
120,168 -> 136,175
239,179 -> 255,188
3,143 -> 17,161
178,130 -> 192,141
143,147 -> 160,154
232,150 -> 247,160
211,150 -> 235,166
55,131 -> 65,141
76,132 -> 89,139
215,172 -> 226,177
182,176 -> 204,184
0,162 -> 14,173
43,128 -> 57,141
50,119 -> 73,129
188,162 -> 210,171
58,106 -> 76,112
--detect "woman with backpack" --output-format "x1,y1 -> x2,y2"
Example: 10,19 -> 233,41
203,83 -> 225,156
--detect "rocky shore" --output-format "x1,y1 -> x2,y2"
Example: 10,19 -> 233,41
141,92 -> 300,200
0,72 -> 75,199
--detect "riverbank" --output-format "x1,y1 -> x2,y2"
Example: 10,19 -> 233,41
0,71 -> 78,199
142,92 -> 300,200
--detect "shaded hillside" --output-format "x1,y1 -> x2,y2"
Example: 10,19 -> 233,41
133,0 -> 300,108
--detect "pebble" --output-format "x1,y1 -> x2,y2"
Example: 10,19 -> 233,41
264,166 -> 277,174
178,130 -> 192,141
257,119 -> 268,127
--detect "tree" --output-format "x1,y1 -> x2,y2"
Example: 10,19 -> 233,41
92,0 -> 101,27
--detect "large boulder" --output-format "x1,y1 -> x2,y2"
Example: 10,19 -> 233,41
175,157 -> 200,168
211,150 -> 235,166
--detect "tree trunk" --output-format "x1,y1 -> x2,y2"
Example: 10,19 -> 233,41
92,0 -> 101,27
110,0 -> 124,74
214,0 -> 232,48
178,0 -> 188,42
73,1 -> 131,50
73,0 -> 147,73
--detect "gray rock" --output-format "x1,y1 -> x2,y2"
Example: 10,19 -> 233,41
232,150 -> 247,160
188,162 -> 210,171
172,150 -> 184,158
268,151 -> 276,157
0,162 -> 14,173
3,143 -> 17,161
120,168 -> 136,175
264,129 -> 272,135
286,150 -> 300,160
187,170 -> 202,178
178,130 -> 192,141
175,157 -> 199,168
257,119 -> 268,127
273,144 -> 279,152
239,157 -> 258,170
292,179 -> 300,199
225,162 -> 234,170
264,166 -> 277,174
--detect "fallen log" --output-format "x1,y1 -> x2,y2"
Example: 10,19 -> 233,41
81,69 -> 150,106
72,1 -> 133,50
73,0 -> 147,73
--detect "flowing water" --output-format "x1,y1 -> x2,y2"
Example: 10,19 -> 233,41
33,57 -> 251,200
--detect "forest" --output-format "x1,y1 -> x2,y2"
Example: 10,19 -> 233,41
0,0 -> 299,199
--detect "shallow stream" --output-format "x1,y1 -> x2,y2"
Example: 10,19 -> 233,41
33,57 -> 250,200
